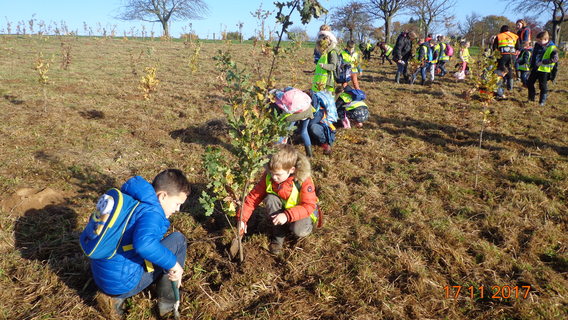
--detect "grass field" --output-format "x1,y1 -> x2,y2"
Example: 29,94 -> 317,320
0,34 -> 566,319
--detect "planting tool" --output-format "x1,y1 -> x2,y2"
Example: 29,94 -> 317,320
171,281 -> 181,320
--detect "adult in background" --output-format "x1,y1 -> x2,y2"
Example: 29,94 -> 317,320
515,19 -> 532,76
378,42 -> 394,65
493,25 -> 519,93
393,31 -> 417,84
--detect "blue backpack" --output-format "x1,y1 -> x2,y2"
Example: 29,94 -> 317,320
335,51 -> 352,84
345,87 -> 366,101
80,188 -> 140,260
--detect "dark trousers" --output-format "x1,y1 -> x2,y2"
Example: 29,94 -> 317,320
116,232 -> 187,299
396,61 -> 409,80
527,70 -> 549,101
497,54 -> 515,89
437,60 -> 447,76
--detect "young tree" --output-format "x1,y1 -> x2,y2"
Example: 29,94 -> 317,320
330,1 -> 372,41
118,0 -> 209,37
408,0 -> 456,37
367,0 -> 410,43
504,0 -> 567,44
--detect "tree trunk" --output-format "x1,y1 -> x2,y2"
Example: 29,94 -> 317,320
349,29 -> 354,41
385,16 -> 392,43
552,20 -> 561,44
161,19 -> 169,37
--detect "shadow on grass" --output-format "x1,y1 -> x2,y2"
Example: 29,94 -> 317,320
170,119 -> 234,152
371,115 -> 568,156
14,205 -> 96,306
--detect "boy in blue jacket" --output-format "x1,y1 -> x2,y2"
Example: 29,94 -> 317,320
93,169 -> 190,319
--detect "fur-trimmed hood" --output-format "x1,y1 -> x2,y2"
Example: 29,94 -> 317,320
293,152 -> 311,184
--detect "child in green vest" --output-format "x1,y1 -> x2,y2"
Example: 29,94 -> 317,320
527,31 -> 559,106
517,41 -> 533,87
237,145 -> 319,255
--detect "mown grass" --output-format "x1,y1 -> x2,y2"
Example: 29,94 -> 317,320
0,34 -> 566,319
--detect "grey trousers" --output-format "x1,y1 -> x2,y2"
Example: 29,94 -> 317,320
264,194 -> 313,245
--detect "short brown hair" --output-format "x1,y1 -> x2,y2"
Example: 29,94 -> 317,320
516,19 -> 526,27
152,169 -> 190,195
269,145 -> 298,171
536,31 -> 549,40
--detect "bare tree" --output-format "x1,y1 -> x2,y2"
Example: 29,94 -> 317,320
118,0 -> 209,37
330,1 -> 372,41
504,0 -> 567,44
367,0 -> 409,43
408,0 -> 456,37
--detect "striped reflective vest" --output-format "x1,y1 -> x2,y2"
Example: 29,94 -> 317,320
340,50 -> 359,73
385,45 -> 393,56
265,174 -> 318,223
439,43 -> 449,61
312,51 -> 332,92
517,49 -> 531,71
497,31 -> 518,54
538,44 -> 557,73
461,48 -> 471,63
345,100 -> 367,111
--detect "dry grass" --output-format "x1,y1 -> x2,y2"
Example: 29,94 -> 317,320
0,35 -> 566,319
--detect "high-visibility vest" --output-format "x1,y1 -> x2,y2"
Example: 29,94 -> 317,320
341,50 -> 359,73
538,44 -> 557,73
385,45 -> 393,56
439,43 -> 449,61
265,174 -> 317,223
461,48 -> 471,63
517,50 -> 531,71
365,42 -> 372,50
417,44 -> 428,61
312,52 -> 330,92
431,43 -> 440,63
345,100 -> 367,111
497,31 -> 518,54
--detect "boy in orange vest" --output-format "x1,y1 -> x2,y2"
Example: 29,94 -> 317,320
237,145 -> 319,255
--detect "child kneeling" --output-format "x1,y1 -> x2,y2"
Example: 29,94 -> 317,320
92,169 -> 190,319
237,144 -> 319,255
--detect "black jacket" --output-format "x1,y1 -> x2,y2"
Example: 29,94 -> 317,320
393,32 -> 413,61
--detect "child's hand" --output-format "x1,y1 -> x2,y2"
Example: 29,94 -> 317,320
168,262 -> 183,283
271,213 -> 288,225
238,221 -> 247,236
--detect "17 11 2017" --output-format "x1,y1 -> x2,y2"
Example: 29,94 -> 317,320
444,285 -> 531,299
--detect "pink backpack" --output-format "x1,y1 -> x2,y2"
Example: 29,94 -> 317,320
445,43 -> 454,57
271,88 -> 312,114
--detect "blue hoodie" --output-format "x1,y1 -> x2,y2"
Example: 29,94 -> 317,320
91,176 -> 177,295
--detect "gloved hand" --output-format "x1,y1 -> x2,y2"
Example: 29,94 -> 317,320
238,221 -> 247,236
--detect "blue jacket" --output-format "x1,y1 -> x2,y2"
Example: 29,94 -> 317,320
91,176 -> 177,295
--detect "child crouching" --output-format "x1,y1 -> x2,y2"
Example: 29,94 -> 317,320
237,144 -> 319,255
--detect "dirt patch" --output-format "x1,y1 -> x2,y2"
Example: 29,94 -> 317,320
1,188 -> 75,214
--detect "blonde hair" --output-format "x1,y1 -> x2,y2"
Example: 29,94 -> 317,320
269,144 -> 298,171
516,19 -> 526,27
319,24 -> 331,32
536,31 -> 549,40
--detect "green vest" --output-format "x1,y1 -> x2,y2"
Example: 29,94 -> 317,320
439,43 -> 449,61
517,50 -> 531,71
312,52 -> 330,92
385,45 -> 393,56
345,101 -> 367,111
461,48 -> 471,63
265,174 -> 318,223
538,44 -> 557,73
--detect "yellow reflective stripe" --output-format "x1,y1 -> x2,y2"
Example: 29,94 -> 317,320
122,244 -> 133,251
386,46 -> 393,56
144,260 -> 154,272
310,212 -> 317,223
346,101 -> 367,111
107,189 -> 123,228
538,45 -> 557,73
265,174 -> 299,208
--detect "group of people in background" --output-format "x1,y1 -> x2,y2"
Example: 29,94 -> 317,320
388,19 -> 559,106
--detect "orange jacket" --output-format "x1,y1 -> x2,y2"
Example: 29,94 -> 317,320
238,171 -> 317,224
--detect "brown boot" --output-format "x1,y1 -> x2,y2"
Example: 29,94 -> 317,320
95,291 -> 125,320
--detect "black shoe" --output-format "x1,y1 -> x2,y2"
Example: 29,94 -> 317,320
156,275 -> 177,317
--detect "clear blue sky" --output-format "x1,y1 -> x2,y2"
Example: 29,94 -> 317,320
0,0 -> 532,39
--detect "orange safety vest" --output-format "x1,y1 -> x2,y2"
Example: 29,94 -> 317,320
497,31 -> 518,54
